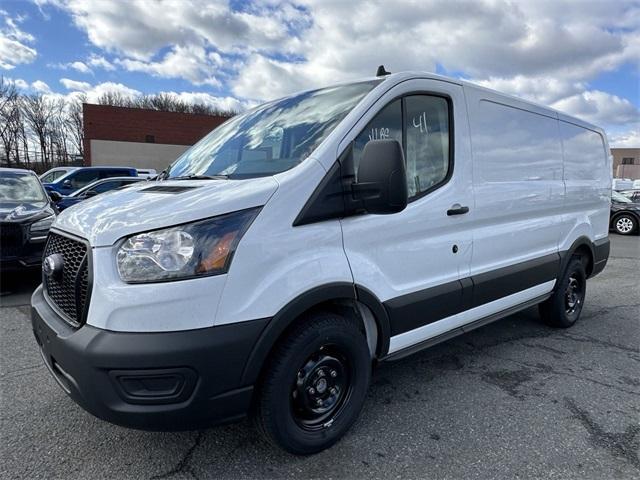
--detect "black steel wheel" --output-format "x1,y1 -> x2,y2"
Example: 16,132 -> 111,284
291,345 -> 352,431
254,311 -> 371,455
539,257 -> 587,328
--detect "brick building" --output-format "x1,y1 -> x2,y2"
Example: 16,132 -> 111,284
611,147 -> 640,179
83,104 -> 230,171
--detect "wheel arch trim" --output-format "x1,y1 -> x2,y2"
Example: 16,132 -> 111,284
240,282 -> 390,385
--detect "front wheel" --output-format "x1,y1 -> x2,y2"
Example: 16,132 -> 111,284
613,214 -> 637,235
254,312 -> 371,455
539,257 -> 586,328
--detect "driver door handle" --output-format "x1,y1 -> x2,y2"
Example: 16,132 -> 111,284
447,204 -> 469,216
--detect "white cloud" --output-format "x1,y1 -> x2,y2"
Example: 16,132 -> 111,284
69,60 -> 91,74
31,0 -> 640,141
51,60 -> 93,74
31,80 -> 51,93
117,44 -> 221,87
87,53 -> 114,71
40,0 -> 302,60
230,0 -> 639,103
81,81 -> 141,103
159,91 -> 247,112
4,76 -> 29,90
54,78 -> 244,112
50,78 -> 142,103
475,76 -> 587,106
609,128 -> 640,148
60,77 -> 91,91
552,90 -> 640,126
0,10 -> 37,69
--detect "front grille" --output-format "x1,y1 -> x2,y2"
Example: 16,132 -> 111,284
43,232 -> 90,326
0,223 -> 24,258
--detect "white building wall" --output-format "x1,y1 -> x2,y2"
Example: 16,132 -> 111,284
90,140 -> 190,170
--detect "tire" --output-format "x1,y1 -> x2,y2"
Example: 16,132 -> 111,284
254,311 -> 371,455
539,257 -> 586,328
613,214 -> 637,235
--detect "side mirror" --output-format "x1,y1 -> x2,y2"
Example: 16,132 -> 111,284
63,179 -> 72,188
352,139 -> 408,214
48,190 -> 62,202
84,190 -> 98,198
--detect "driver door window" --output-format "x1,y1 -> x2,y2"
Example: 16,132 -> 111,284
352,95 -> 451,200
352,100 -> 402,174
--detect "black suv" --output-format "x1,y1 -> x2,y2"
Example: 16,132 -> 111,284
611,190 -> 640,235
0,168 -> 57,270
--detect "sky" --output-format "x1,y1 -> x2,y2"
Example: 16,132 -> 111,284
1,0 -> 638,147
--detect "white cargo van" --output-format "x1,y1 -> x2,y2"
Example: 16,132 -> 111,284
32,70 -> 611,454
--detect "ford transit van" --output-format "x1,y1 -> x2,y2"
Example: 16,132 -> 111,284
31,71 -> 611,454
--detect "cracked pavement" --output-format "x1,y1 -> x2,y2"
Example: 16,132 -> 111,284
1,235 -> 638,479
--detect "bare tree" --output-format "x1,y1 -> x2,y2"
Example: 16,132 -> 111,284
0,78 -> 22,166
66,94 -> 85,157
1,76 -> 236,169
96,91 -> 131,107
21,94 -> 57,167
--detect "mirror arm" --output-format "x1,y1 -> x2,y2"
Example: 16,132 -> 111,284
351,181 -> 382,199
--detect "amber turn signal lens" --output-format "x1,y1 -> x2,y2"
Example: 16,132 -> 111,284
196,232 -> 237,273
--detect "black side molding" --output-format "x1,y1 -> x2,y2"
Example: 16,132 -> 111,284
384,253 -> 561,337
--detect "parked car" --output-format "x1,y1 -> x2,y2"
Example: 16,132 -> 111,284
31,71 -> 611,455
619,189 -> 640,203
43,166 -> 138,195
0,168 -> 57,270
612,178 -> 634,191
611,190 -> 640,235
39,166 -> 79,184
56,176 -> 146,211
136,168 -> 157,179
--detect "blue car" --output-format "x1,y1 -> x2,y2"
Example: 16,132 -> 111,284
56,176 -> 145,211
44,167 -> 137,195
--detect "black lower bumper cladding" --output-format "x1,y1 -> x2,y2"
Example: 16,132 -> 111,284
31,285 -> 268,431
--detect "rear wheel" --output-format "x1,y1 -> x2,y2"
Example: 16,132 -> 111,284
254,312 -> 371,455
539,257 -> 586,328
613,214 -> 637,235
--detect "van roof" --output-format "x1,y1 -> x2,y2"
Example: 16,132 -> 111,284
376,71 -> 602,134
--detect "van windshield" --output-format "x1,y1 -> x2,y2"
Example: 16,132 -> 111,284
165,80 -> 381,179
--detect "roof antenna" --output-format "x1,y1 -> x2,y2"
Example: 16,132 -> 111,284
376,65 -> 391,77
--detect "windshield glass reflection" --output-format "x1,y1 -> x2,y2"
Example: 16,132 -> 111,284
166,80 -> 381,179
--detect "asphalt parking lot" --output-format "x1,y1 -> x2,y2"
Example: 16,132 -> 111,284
1,235 -> 638,479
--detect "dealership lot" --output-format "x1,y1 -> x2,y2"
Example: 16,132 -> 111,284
1,235 -> 638,479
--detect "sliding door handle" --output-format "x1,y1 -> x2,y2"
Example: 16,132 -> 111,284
447,204 -> 469,216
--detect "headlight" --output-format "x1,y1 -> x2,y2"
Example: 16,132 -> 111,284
29,214 -> 55,236
116,208 -> 260,283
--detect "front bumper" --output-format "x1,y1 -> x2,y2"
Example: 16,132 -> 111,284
31,285 -> 268,430
0,238 -> 46,270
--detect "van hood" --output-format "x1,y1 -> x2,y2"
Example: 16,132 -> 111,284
53,177 -> 279,246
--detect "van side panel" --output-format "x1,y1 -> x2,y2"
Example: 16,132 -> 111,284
465,87 -> 565,286
557,120 -> 611,251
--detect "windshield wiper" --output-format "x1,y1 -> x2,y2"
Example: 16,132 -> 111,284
169,174 -> 229,181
